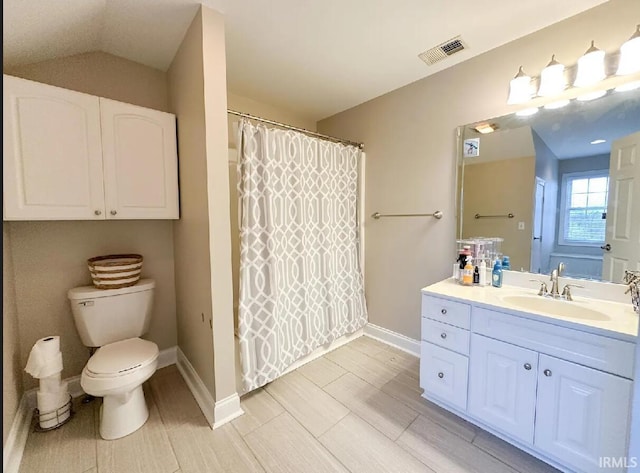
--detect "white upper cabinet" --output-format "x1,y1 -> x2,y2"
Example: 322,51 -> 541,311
3,75 -> 179,221
3,75 -> 105,220
100,98 -> 178,220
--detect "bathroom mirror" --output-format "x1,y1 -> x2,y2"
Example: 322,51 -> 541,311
456,87 -> 640,283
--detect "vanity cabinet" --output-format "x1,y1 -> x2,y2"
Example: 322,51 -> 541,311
3,75 -> 179,220
421,293 -> 634,473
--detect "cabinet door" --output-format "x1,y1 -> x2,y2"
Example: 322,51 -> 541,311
468,334 -> 538,444
3,75 -> 105,220
100,98 -> 179,219
535,354 -> 632,473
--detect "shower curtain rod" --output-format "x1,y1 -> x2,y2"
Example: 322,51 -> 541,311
227,109 -> 364,149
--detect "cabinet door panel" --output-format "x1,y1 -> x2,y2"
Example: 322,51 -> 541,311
100,98 -> 178,219
3,75 -> 104,220
535,354 -> 632,473
468,334 -> 538,444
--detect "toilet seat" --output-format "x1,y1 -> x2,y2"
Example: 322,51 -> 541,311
86,338 -> 158,378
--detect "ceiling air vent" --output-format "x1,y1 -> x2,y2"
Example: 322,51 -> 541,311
418,36 -> 468,66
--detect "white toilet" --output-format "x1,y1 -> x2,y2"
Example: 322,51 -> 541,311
68,279 -> 159,440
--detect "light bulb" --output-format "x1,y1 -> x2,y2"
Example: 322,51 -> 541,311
538,55 -> 566,96
507,66 -> 533,104
617,25 -> 640,76
574,41 -> 606,87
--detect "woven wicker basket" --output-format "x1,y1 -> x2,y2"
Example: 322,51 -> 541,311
87,254 -> 143,289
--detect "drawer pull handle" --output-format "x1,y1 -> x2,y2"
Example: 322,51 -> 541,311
440,333 -> 447,339
110,210 -> 118,216
441,309 -> 447,315
437,372 -> 444,379
94,210 -> 102,216
544,369 -> 552,377
524,363 -> 532,370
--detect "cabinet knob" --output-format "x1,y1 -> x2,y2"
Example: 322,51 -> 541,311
441,308 -> 447,315
440,333 -> 447,339
110,210 -> 117,216
94,210 -> 102,216
524,363 -> 532,370
437,372 -> 444,379
543,369 -> 552,377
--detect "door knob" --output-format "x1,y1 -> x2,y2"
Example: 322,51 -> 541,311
533,237 -> 541,241
94,210 -> 102,216
543,369 -> 552,377
600,243 -> 611,251
110,210 -> 117,216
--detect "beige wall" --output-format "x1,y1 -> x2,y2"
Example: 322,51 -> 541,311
201,6 -> 236,401
462,157 -> 535,271
168,8 -> 217,397
4,53 -> 177,390
5,51 -> 171,112
3,226 -> 22,446
227,91 -> 317,148
319,0 -> 640,339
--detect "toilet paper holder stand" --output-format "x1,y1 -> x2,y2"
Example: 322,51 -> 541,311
33,395 -> 74,432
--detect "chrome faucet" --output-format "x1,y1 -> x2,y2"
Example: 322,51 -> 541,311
549,262 -> 565,299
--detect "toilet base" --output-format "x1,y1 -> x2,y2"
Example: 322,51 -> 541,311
99,385 -> 149,440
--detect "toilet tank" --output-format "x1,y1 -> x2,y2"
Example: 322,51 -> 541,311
68,279 -> 155,347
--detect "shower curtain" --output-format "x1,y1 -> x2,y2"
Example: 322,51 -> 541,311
237,119 -> 367,392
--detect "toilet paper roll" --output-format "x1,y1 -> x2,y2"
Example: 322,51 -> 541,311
25,336 -> 63,379
39,373 -> 62,393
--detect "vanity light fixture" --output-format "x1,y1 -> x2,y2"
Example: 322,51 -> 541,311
538,55 -> 566,96
507,66 -> 533,104
590,139 -> 606,145
473,123 -> 498,134
543,99 -> 570,110
515,107 -> 539,117
574,41 -> 606,87
616,25 -> 640,76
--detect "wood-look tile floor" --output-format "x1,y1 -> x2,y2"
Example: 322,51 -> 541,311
19,336 -> 560,473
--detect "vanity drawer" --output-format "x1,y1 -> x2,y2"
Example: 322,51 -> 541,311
422,294 -> 471,329
422,318 -> 470,355
420,342 -> 468,410
472,306 -> 636,378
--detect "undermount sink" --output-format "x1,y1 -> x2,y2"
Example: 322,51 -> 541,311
499,295 -> 611,321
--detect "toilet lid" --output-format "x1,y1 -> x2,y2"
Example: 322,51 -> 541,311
86,338 -> 158,377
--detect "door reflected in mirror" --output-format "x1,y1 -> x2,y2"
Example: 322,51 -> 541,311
457,87 -> 640,283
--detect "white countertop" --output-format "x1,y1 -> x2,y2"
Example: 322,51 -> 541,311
422,278 -> 639,343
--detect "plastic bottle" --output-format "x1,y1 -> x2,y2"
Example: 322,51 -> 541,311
462,258 -> 474,286
492,259 -> 503,288
502,255 -> 511,270
479,260 -> 487,286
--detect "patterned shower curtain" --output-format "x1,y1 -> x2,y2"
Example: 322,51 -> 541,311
236,119 -> 368,392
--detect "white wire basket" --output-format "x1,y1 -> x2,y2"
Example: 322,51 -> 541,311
33,395 -> 74,432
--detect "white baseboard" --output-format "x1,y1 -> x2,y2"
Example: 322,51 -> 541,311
176,347 -> 244,429
5,344 -> 178,473
364,323 -> 420,357
3,395 -> 32,473
176,347 -> 216,426
212,393 -> 243,428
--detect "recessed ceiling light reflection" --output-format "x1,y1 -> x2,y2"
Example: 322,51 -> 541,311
515,108 -> 539,117
577,90 -> 607,101
544,100 -> 570,110
590,139 -> 606,145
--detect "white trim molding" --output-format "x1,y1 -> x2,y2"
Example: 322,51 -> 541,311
176,347 -> 244,429
364,323 -> 420,357
3,395 -> 32,473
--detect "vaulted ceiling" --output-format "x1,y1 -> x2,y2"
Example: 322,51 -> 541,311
3,0 -> 607,120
